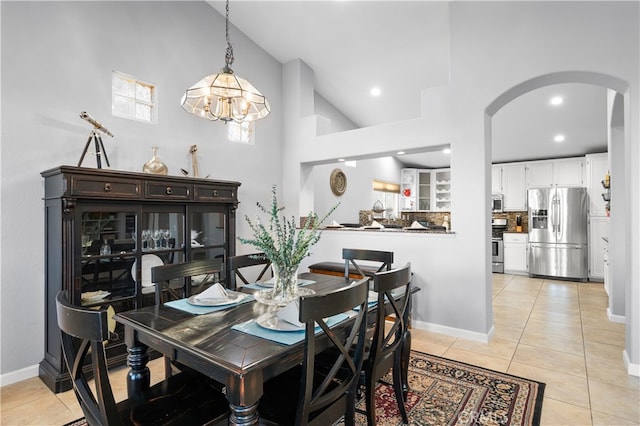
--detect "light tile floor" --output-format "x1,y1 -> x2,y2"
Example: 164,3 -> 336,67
2,274 -> 639,425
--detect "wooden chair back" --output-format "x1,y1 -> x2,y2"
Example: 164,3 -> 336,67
227,253 -> 272,290
364,262 -> 412,425
151,258 -> 224,305
342,248 -> 394,280
297,277 -> 369,425
56,290 -> 124,426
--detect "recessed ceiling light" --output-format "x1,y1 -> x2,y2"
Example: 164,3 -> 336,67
550,96 -> 564,106
370,87 -> 381,97
443,148 -> 451,154
396,151 -> 405,155
554,134 -> 566,143
338,158 -> 345,162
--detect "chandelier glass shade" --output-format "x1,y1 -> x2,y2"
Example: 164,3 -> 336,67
180,0 -> 270,123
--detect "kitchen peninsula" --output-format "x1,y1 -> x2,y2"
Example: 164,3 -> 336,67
298,223 -> 470,342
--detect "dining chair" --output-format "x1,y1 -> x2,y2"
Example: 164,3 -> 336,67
55,290 -> 229,426
343,248 -> 394,280
257,277 -> 370,426
227,252 -> 272,290
360,262 -> 412,426
151,258 -> 224,305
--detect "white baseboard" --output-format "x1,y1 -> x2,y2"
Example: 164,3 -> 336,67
607,307 -> 626,324
623,350 -> 640,377
0,364 -> 39,387
412,319 -> 494,343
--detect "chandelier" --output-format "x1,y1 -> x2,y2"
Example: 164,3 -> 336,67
180,0 -> 270,123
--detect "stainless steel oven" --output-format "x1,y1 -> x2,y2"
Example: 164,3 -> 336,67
492,238 -> 504,273
491,218 -> 507,273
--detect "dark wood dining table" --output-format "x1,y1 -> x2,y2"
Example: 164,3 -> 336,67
114,272 -> 414,426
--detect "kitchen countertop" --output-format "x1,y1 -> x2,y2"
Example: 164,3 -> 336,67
322,226 -> 453,235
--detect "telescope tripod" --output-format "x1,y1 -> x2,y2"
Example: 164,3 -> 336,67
78,129 -> 111,169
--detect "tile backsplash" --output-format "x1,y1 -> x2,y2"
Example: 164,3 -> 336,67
492,211 -> 528,233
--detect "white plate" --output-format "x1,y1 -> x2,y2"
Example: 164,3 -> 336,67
131,254 -> 164,288
81,290 -> 111,302
187,291 -> 246,307
256,312 -> 305,332
256,278 -> 304,288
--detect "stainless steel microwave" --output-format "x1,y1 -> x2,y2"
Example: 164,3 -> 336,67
492,195 -> 504,212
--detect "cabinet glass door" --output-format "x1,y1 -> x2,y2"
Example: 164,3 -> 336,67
189,207 -> 226,262
140,208 -> 185,265
418,172 -> 431,210
79,207 -> 137,305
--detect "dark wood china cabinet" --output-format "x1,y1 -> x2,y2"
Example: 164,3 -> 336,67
39,166 -> 240,393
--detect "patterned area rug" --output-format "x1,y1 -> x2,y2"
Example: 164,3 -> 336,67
65,350 -> 545,426
345,350 -> 545,426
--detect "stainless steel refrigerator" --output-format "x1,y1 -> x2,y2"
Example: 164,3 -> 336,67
528,187 -> 588,281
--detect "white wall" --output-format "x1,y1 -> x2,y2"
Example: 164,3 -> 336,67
283,1 -> 639,369
312,157 -> 404,224
0,1 -> 283,378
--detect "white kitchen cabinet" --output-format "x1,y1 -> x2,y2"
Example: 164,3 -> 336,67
417,171 -> 432,211
503,233 -> 528,274
502,164 -> 527,211
585,153 -> 609,216
433,169 -> 451,211
526,161 -> 554,188
526,157 -> 584,188
492,165 -> 503,194
400,168 -> 417,211
554,157 -> 585,186
589,216 -> 608,281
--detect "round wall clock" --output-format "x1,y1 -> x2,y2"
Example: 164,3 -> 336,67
330,168 -> 347,196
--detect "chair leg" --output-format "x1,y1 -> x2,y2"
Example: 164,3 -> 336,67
365,371 -> 376,426
392,357 -> 409,424
401,329 -> 412,399
164,356 -> 173,378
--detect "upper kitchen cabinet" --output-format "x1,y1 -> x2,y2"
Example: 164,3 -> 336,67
491,165 -> 503,194
585,153 -> 609,217
400,168 -> 417,211
501,164 -> 527,211
433,169 -> 451,211
400,168 -> 450,211
526,157 -> 584,188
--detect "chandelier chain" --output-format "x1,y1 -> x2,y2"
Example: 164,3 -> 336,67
224,0 -> 234,68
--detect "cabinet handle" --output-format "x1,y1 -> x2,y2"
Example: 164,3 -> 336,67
104,183 -> 112,192
165,186 -> 173,195
213,190 -> 218,197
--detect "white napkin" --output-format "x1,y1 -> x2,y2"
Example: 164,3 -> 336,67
330,220 -> 341,227
277,300 -> 304,328
369,220 -> 385,229
410,221 -> 426,229
194,283 -> 229,301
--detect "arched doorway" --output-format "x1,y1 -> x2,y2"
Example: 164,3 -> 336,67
484,70 -> 637,375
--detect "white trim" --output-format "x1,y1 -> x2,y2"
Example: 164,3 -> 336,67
413,319 -> 494,344
0,364 -> 39,387
623,350 -> 640,377
607,307 -> 625,324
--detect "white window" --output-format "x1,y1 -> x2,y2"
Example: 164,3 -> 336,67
112,71 -> 157,124
228,121 -> 255,145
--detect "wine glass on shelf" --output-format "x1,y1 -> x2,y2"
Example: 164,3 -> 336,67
141,229 -> 150,250
152,229 -> 162,250
162,229 -> 171,248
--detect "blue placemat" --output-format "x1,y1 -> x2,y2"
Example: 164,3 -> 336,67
353,300 -> 378,311
242,279 -> 316,291
232,312 -> 349,345
165,294 -> 254,315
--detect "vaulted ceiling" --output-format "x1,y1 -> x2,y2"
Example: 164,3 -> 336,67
208,1 -> 608,168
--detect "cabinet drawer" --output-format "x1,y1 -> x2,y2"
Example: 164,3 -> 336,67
71,176 -> 140,199
194,185 -> 237,202
503,233 -> 528,243
145,182 -> 191,200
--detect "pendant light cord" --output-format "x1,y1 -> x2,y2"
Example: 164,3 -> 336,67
224,0 -> 234,68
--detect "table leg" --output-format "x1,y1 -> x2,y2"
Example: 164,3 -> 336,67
229,402 -> 259,426
126,344 -> 150,399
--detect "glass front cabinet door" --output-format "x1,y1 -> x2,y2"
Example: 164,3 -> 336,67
40,166 -> 240,393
